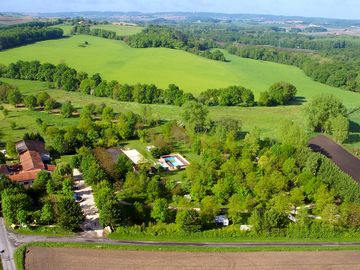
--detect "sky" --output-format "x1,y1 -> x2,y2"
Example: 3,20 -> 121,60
1,0 -> 360,20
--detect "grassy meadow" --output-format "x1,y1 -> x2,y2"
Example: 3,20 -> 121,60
0,35 -> 358,108
90,24 -> 143,36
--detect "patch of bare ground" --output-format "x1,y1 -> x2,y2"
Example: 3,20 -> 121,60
25,247 -> 360,270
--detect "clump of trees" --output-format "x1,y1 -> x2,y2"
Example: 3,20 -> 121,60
305,94 -> 349,142
198,86 -> 255,106
71,25 -> 119,40
0,163 -> 84,231
259,82 -> 297,106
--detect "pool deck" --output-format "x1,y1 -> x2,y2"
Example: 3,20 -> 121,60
159,153 -> 190,171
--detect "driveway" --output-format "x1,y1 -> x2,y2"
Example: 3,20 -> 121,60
73,179 -> 103,238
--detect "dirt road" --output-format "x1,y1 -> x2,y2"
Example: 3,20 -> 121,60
25,247 -> 360,270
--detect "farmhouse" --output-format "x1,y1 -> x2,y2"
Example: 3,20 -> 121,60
0,140 -> 55,188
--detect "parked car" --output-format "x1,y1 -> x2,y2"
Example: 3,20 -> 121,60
74,194 -> 84,203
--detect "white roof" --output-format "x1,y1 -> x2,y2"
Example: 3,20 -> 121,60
122,149 -> 145,165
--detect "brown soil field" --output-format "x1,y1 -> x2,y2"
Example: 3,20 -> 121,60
309,135 -> 360,183
25,247 -> 360,270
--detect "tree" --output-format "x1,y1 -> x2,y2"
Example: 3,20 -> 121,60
181,101 -> 210,133
44,98 -> 57,112
0,152 -> 5,164
329,115 -> 349,143
305,94 -> 347,132
1,188 -> 31,224
200,196 -> 219,225
62,177 -> 73,197
61,101 -> 75,118
91,73 -> 102,87
7,89 -> 22,107
33,170 -> 51,191
23,95 -> 37,110
262,209 -> 289,233
99,198 -> 124,230
5,141 -> 17,158
176,209 -> 202,233
36,92 -> 50,107
151,198 -> 169,223
248,209 -> 262,233
40,202 -> 55,224
278,120 -> 307,148
57,197 -> 84,231
79,78 -> 95,95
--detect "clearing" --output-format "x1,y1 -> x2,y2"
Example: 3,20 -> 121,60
0,35 -> 359,106
25,247 -> 360,270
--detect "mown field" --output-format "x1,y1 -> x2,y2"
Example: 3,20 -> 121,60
90,24 -> 143,36
0,35 -> 359,108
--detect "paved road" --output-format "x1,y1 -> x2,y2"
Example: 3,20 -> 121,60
0,218 -> 15,270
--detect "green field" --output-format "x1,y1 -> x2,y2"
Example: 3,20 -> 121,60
90,24 -> 143,36
0,35 -> 359,108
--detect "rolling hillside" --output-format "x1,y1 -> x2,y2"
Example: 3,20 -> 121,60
0,35 -> 359,107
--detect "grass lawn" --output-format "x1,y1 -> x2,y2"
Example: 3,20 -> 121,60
0,35 -> 359,107
90,24 -> 143,36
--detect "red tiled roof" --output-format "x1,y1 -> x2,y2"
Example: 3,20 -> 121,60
45,164 -> 56,172
9,169 -> 41,182
20,151 -> 45,171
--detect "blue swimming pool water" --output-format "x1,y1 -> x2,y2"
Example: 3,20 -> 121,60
165,156 -> 183,167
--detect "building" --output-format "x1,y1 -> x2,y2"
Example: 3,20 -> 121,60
0,140 -> 56,188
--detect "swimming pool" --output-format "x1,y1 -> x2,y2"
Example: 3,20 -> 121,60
164,156 -> 184,167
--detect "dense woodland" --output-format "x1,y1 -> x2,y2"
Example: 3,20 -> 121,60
0,73 -> 356,236
0,21 -> 64,50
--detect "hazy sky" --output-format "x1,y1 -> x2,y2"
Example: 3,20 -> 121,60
1,0 -> 359,20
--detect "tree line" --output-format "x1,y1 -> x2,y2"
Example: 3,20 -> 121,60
0,60 -> 299,107
0,25 -> 64,50
127,25 -> 227,62
71,25 -> 120,40
227,45 -> 360,93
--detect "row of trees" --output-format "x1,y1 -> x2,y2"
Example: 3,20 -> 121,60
1,61 -> 289,107
0,84 -> 75,118
71,25 -> 119,40
0,26 -> 63,50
